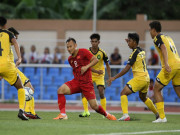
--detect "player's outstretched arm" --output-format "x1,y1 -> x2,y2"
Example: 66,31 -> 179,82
106,62 -> 111,79
81,56 -> 98,74
107,64 -> 131,86
11,38 -> 22,67
160,44 -> 171,72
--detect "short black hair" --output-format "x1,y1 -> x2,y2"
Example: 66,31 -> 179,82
149,21 -> 161,32
90,33 -> 100,40
66,37 -> 76,44
0,16 -> 7,27
8,27 -> 19,35
128,33 -> 139,44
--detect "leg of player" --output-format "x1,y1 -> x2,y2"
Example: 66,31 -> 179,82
152,81 -> 167,123
88,99 -> 116,120
139,92 -> 159,120
14,77 -> 28,120
79,93 -> 90,117
173,86 -> 180,98
24,82 -> 41,119
98,85 -> 106,111
118,85 -> 132,121
53,84 -> 71,120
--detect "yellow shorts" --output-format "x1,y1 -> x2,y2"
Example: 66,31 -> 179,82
0,62 -> 18,85
156,68 -> 180,86
16,68 -> 29,86
92,75 -> 105,86
127,77 -> 150,93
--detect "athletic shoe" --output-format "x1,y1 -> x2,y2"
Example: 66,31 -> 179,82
25,112 -> 41,119
152,117 -> 167,123
53,113 -> 68,120
79,111 -> 90,117
18,109 -> 29,120
106,113 -> 117,120
118,114 -> 130,121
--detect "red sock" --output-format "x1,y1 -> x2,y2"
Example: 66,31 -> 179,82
58,94 -> 66,114
95,105 -> 107,116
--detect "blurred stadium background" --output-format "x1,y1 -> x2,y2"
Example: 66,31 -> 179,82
0,0 -> 180,106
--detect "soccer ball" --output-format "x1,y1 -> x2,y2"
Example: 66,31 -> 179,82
24,87 -> 34,101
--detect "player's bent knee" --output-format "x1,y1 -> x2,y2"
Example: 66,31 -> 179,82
57,84 -> 71,95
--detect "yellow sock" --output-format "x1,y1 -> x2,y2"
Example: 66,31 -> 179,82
30,97 -> 36,115
100,98 -> 106,111
25,100 -> 31,112
18,88 -> 25,110
121,95 -> 128,114
156,102 -> 165,119
82,97 -> 88,112
144,98 -> 158,115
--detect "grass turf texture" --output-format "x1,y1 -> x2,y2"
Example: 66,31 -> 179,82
0,111 -> 180,135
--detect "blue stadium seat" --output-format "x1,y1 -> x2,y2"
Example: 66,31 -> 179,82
24,67 -> 35,76
65,94 -> 78,100
61,67 -> 72,74
64,60 -> 69,64
5,86 -> 17,100
36,67 -> 47,76
48,68 -> 60,76
30,75 -> 40,86
53,76 -> 65,86
111,78 -> 121,87
33,86 -> 41,100
43,75 -> 53,86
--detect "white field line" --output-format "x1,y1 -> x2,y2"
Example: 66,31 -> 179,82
88,130 -> 180,135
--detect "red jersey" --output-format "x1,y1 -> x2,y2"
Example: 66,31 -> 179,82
68,48 -> 93,82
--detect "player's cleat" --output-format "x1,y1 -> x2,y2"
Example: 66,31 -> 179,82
79,111 -> 90,117
53,113 -> 68,120
118,114 -> 130,121
18,109 -> 29,120
152,117 -> 167,123
25,112 -> 41,119
106,113 -> 117,120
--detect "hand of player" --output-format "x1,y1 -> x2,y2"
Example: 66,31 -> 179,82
0,76 -> 3,81
165,63 -> 171,73
97,70 -> 104,75
106,77 -> 115,86
81,66 -> 88,75
16,58 -> 22,67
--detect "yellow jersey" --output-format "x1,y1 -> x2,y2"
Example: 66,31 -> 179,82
153,34 -> 180,69
0,29 -> 15,63
89,47 -> 109,77
127,47 -> 149,81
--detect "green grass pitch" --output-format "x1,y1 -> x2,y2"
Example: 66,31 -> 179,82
0,111 -> 180,135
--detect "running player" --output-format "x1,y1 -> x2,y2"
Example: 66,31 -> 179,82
53,38 -> 116,120
0,16 -> 28,120
107,33 -> 159,121
79,33 -> 111,117
8,27 -> 41,119
149,21 -> 180,123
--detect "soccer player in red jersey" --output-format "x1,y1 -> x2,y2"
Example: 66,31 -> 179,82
53,38 -> 116,120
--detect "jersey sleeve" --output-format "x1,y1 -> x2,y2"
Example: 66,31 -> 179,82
102,51 -> 109,63
154,34 -> 164,48
127,49 -> 139,66
83,49 -> 93,61
7,31 -> 15,43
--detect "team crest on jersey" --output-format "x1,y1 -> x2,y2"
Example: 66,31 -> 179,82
97,54 -> 101,59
